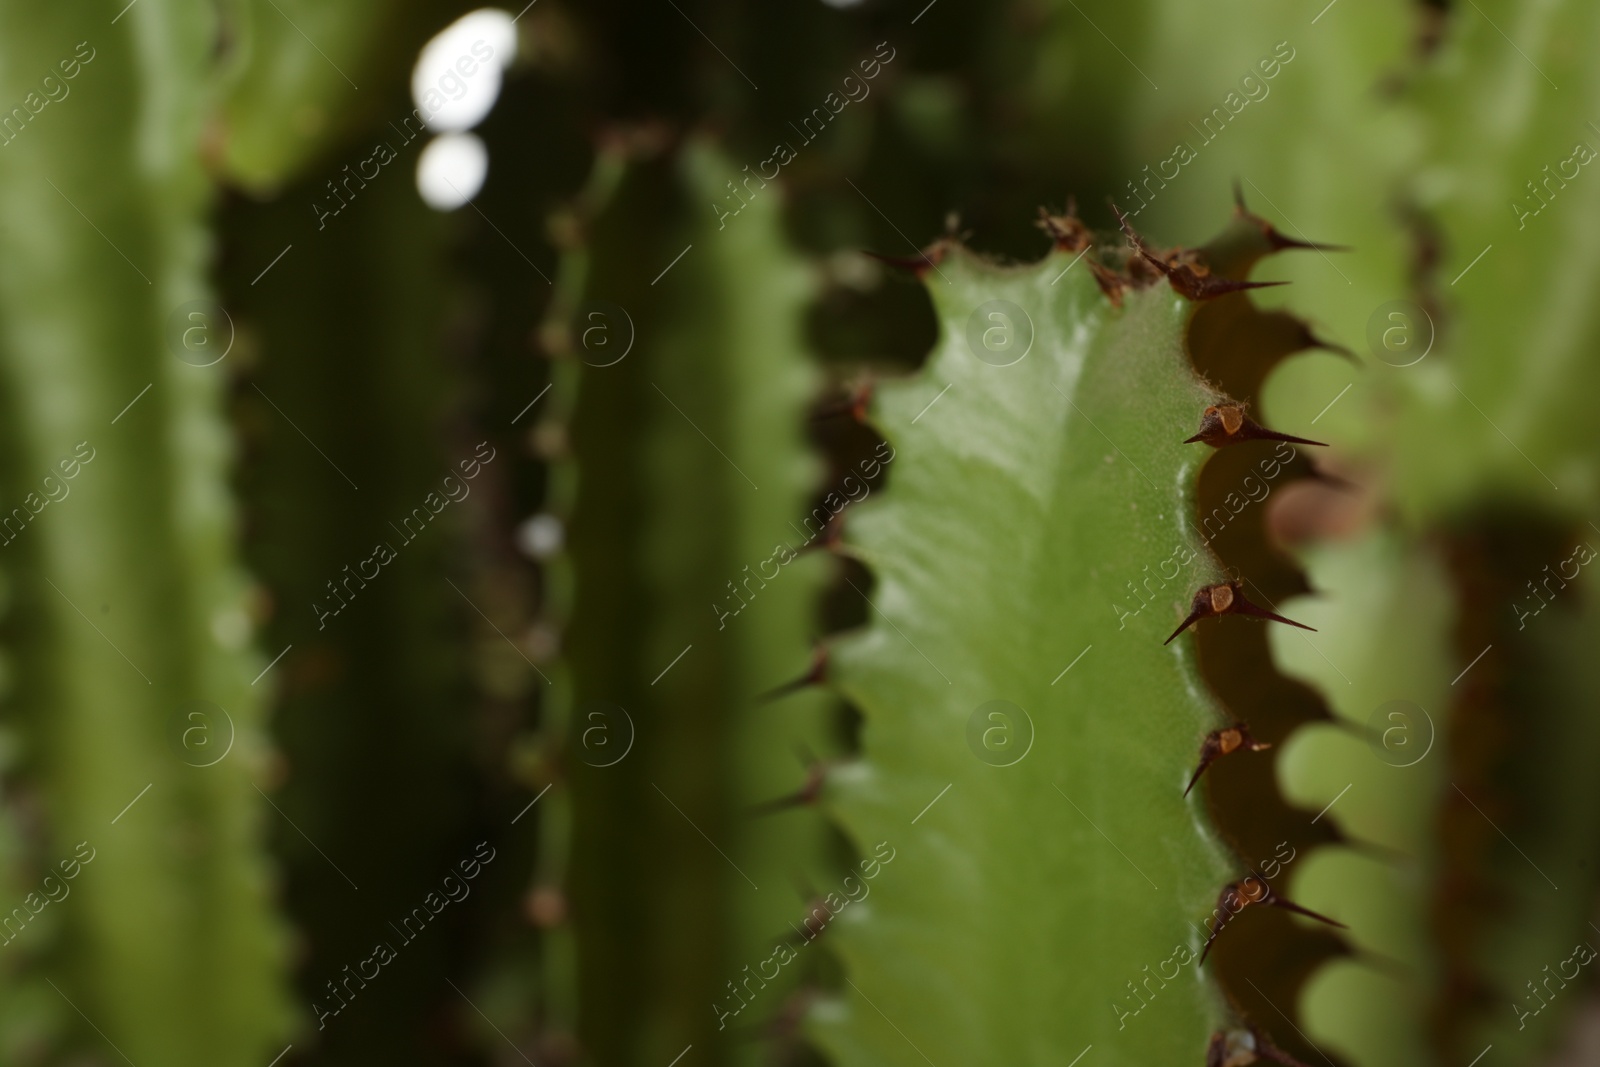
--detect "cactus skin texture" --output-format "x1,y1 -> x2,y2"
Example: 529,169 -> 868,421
0,1 -> 292,1063
1125,0 -> 1600,1064
804,221 -> 1302,1064
535,138 -> 835,1065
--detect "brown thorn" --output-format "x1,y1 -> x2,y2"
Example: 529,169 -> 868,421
810,380 -> 875,424
1184,723 -> 1272,797
862,246 -> 944,276
788,897 -> 833,945
1268,233 -> 1350,254
1251,220 -> 1350,256
793,509 -> 847,558
809,400 -> 854,422
1201,876 -> 1341,965
754,645 -> 829,705
1300,325 -> 1361,366
1262,886 -> 1347,929
1206,1031 -> 1230,1067
1166,581 -> 1316,645
1088,261 -> 1126,306
748,759 -> 826,816
850,380 -> 874,422
1112,201 -> 1288,300
1198,900 -> 1237,964
1228,595 -> 1317,632
1232,179 -> 1350,253
1208,1026 -> 1314,1067
823,509 -> 846,553
1035,203 -> 1094,253
792,507 -> 848,559
1111,201 -> 1161,266
862,250 -> 929,273
1164,596 -> 1210,645
1241,427 -> 1328,448
1186,277 -> 1290,299
1184,404 -> 1327,449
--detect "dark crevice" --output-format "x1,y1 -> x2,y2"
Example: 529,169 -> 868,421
1415,0 -> 1452,60
1433,511 -> 1599,1064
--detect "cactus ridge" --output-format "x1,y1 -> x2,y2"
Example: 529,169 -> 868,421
806,198 -> 1341,1065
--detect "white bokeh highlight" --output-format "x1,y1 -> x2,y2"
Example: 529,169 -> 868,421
410,9 -> 517,133
411,8 -> 515,211
416,133 -> 489,210
515,515 -> 564,560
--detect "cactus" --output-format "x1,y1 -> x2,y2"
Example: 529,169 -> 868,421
0,2 -> 291,1063
0,0 -> 471,1062
803,208 -> 1339,1064
528,136 -> 835,1065
1131,1 -> 1600,1064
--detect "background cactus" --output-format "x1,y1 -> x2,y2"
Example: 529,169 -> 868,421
0,2 -> 292,1063
1138,1 -> 1600,1065
532,136 -> 836,1065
